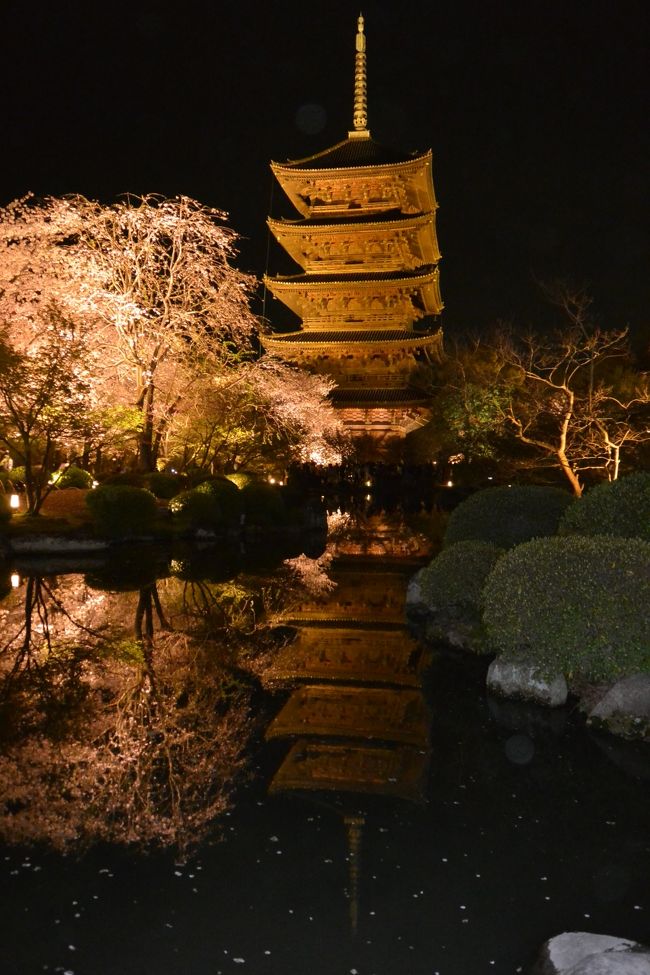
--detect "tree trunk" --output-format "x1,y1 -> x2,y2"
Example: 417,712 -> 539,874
557,449 -> 583,497
138,382 -> 155,472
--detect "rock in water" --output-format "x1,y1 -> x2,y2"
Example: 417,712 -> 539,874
588,674 -> 650,741
487,658 -> 568,707
529,932 -> 650,974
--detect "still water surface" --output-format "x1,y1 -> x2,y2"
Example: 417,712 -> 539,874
1,517 -> 649,974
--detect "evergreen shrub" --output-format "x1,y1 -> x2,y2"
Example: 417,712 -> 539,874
483,535 -> 650,681
52,465 -> 93,489
195,477 -> 243,524
225,472 -> 257,491
417,540 -> 504,651
559,472 -> 650,541
146,471 -> 187,500
241,481 -> 287,528
85,485 -> 158,537
169,488 -> 223,532
420,540 -> 505,614
444,485 -> 573,550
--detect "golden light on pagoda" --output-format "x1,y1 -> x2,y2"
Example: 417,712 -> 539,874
262,14 -> 444,453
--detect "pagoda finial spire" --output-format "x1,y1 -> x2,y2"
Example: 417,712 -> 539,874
350,13 -> 370,139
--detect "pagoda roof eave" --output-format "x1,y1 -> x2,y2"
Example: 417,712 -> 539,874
330,387 -> 432,406
265,267 -> 439,288
271,142 -> 431,176
267,211 -> 437,232
262,329 -> 442,351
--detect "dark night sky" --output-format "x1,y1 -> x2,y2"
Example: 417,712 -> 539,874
1,0 -> 648,337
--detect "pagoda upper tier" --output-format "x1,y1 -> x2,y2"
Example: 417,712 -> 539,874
267,211 -> 440,274
265,267 -> 442,328
270,141 -> 438,219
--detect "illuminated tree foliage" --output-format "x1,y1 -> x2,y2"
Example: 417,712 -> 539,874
0,193 -> 339,476
0,308 -> 92,513
172,358 -> 340,473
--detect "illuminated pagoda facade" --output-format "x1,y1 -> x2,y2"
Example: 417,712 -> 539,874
263,15 -> 443,449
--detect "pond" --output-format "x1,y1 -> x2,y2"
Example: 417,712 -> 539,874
1,514 -> 649,974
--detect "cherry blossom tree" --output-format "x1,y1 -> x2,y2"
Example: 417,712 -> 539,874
170,357 -> 343,473
0,308 -> 93,513
0,193 -> 259,471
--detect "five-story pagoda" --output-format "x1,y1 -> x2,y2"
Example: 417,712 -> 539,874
263,15 -> 443,451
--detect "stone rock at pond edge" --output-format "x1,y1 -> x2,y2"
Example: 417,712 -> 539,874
8,535 -> 110,554
588,674 -> 650,741
405,569 -> 427,615
528,932 -> 650,975
487,658 -> 568,708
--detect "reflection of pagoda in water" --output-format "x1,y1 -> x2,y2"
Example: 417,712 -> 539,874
263,15 -> 443,450
265,516 -> 433,930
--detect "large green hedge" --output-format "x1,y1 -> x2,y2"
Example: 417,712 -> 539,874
444,485 -> 573,550
559,472 -> 650,541
483,535 -> 650,680
85,485 -> 158,537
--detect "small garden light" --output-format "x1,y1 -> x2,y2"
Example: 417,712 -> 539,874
9,493 -> 20,510
11,573 -> 21,589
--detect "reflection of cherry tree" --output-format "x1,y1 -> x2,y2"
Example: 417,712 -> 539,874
0,576 -> 255,853
0,555 -> 333,852
283,553 -> 336,599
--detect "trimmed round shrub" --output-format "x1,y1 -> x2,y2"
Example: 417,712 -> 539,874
444,485 -> 573,550
195,477 -> 243,524
85,485 -> 158,537
224,472 -> 257,491
420,540 -> 505,614
0,493 -> 12,524
483,536 -> 650,681
417,541 -> 504,652
169,488 -> 223,531
146,471 -> 187,500
52,465 -> 93,489
241,482 -> 287,528
559,472 -> 650,542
